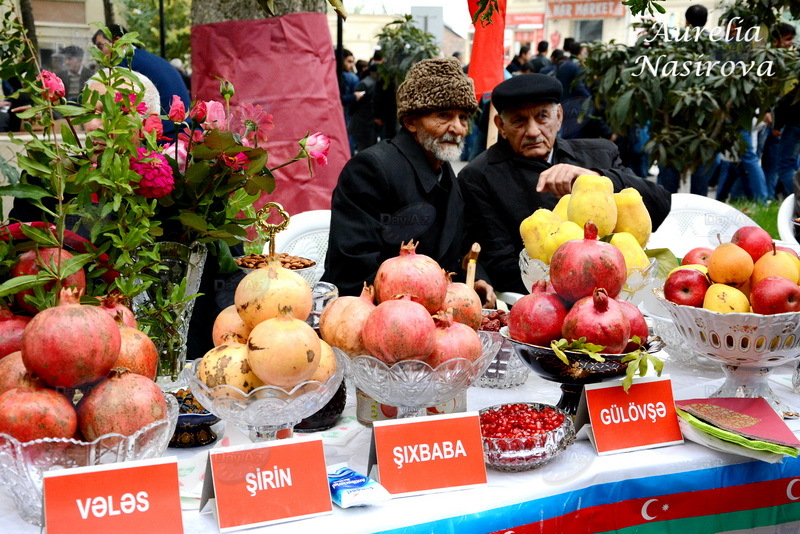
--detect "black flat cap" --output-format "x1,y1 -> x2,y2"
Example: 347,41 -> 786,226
492,74 -> 563,113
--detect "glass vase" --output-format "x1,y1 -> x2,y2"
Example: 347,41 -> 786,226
134,241 -> 208,389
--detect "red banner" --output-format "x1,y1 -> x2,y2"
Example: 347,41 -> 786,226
190,13 -> 349,216
468,0 -> 507,101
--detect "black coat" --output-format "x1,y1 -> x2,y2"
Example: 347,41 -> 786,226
322,128 -> 475,297
458,136 -> 672,293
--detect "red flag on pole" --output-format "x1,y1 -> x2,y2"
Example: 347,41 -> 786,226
467,0 -> 507,102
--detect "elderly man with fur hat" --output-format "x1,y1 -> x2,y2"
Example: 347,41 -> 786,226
323,57 -> 495,306
458,74 -> 672,294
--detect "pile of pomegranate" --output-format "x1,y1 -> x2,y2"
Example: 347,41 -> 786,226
0,285 -> 165,444
509,222 -> 648,354
204,255 -> 337,394
317,241 -> 484,367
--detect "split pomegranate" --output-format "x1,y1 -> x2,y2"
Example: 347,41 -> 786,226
234,258 -> 313,328
480,403 -> 566,438
98,294 -> 137,328
373,241 -> 448,314
616,299 -> 649,352
11,247 -> 87,314
508,291 -> 570,347
561,288 -> 631,354
77,368 -> 168,441
426,309 -> 483,367
0,387 -> 78,441
442,273 -> 482,330
0,307 -> 31,359
21,287 -> 121,389
319,284 -> 375,357
246,306 -> 321,389
0,351 -> 44,394
361,296 -> 436,364
212,304 -> 252,346
549,221 -> 626,303
113,322 -> 159,380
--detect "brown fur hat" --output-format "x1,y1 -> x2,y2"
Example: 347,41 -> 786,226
396,57 -> 478,121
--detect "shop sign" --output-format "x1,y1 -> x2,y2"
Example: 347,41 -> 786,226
506,13 -> 546,27
42,456 -> 182,534
584,376 -> 683,454
371,412 -> 487,496
546,0 -> 625,19
202,437 -> 332,531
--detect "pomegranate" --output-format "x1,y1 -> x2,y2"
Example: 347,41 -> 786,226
21,287 -> 121,389
234,258 -> 313,328
98,294 -> 137,328
617,299 -> 649,352
77,368 -> 168,441
0,307 -> 31,358
212,304 -> 252,346
361,296 -> 436,364
0,351 -> 45,394
0,387 -> 78,441
374,241 -> 448,314
508,291 -> 570,346
562,288 -> 631,354
530,279 -> 557,294
549,221 -> 626,303
197,342 -> 264,398
319,284 -> 376,357
246,306 -> 321,389
426,310 -> 483,367
113,322 -> 159,380
442,273 -> 482,330
11,247 -> 87,314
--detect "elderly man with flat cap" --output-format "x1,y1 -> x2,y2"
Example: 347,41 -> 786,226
323,57 -> 496,306
459,74 -> 671,294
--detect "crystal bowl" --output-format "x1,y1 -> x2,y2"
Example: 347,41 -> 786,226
183,348 -> 348,441
479,403 -> 575,472
477,310 -> 529,388
348,332 -> 502,417
519,250 -> 659,302
0,392 -> 179,525
306,281 -> 339,330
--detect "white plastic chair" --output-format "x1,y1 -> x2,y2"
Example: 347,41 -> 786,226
777,194 -> 798,245
263,209 -> 331,286
647,193 -> 759,258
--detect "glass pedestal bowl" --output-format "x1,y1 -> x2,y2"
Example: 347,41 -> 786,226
348,332 -> 502,418
183,348 -> 348,442
519,250 -> 659,302
655,288 -> 800,415
0,393 -> 178,526
501,327 -> 666,415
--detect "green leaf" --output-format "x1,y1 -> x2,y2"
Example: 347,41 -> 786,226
0,183 -> 52,199
0,274 -> 44,298
53,104 -> 88,117
178,211 -> 208,232
18,224 -> 60,246
645,248 -> 679,278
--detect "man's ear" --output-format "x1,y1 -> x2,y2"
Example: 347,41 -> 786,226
493,113 -> 506,139
402,115 -> 417,133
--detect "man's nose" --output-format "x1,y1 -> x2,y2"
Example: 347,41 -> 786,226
447,117 -> 468,137
524,118 -> 542,138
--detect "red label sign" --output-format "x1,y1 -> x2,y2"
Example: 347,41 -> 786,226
585,376 -> 683,454
373,412 -> 487,496
209,437 -> 331,531
546,0 -> 626,19
42,457 -> 182,534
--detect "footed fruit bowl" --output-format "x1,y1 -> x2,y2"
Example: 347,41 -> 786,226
501,327 -> 665,415
655,288 -> 800,414
184,348 -> 348,441
0,392 -> 178,526
348,332 -> 502,418
519,250 -> 658,302
479,403 -> 575,472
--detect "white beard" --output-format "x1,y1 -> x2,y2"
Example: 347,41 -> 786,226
419,131 -> 464,163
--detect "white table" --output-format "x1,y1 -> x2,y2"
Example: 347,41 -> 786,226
3,350 -> 800,533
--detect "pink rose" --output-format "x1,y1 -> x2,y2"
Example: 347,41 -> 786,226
202,100 -> 227,131
304,132 -> 331,166
129,147 -> 175,198
37,71 -> 65,102
162,140 -> 189,173
141,115 -> 163,138
189,101 -> 207,122
168,95 -> 186,123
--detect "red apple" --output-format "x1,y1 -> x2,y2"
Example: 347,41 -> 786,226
664,268 -> 711,307
750,276 -> 800,315
776,246 -> 800,258
682,247 -> 714,266
731,226 -> 773,263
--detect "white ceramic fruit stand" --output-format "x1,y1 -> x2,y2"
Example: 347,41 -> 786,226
2,347 -> 800,533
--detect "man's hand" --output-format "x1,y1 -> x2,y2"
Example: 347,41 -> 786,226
536,164 -> 599,197
474,280 -> 496,309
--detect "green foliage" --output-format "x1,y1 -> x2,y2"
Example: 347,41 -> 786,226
728,198 -> 781,240
375,14 -> 439,90
115,0 -> 191,63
